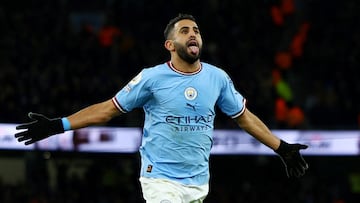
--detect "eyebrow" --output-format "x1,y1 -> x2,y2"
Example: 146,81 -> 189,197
179,26 -> 199,31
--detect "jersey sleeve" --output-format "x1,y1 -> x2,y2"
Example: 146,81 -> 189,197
216,72 -> 246,118
112,69 -> 152,113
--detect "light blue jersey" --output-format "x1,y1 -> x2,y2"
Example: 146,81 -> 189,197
112,61 -> 246,185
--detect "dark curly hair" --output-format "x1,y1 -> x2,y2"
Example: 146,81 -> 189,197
163,13 -> 197,40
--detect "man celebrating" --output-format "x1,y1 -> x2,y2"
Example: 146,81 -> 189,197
16,13 -> 308,203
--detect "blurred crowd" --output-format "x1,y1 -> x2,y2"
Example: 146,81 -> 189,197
1,0 -> 360,202
1,0 -> 359,129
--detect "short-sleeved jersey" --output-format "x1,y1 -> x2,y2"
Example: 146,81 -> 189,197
112,61 -> 246,185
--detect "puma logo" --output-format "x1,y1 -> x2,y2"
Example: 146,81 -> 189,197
186,103 -> 196,111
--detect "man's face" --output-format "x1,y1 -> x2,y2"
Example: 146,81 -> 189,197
171,19 -> 203,64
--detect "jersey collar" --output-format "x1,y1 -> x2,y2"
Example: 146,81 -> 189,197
167,61 -> 202,75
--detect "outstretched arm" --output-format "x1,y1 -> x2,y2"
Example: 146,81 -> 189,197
234,108 -> 280,150
66,99 -> 121,130
234,108 -> 309,178
15,98 -> 121,145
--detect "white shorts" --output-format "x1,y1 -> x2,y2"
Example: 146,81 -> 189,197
139,177 -> 209,203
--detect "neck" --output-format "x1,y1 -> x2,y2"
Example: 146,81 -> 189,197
170,57 -> 201,73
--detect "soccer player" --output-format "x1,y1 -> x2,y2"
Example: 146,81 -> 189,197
15,13 -> 308,203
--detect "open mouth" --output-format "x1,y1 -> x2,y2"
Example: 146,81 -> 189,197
187,40 -> 199,55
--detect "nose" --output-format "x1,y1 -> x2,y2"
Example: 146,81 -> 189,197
188,29 -> 197,37
189,31 -> 197,39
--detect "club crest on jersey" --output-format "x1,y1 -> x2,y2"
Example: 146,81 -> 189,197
184,87 -> 197,100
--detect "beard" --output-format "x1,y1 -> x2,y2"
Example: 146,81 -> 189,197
174,41 -> 201,64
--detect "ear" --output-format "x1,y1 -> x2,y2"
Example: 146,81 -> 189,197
164,40 -> 175,51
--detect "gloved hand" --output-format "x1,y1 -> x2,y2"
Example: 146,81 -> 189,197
275,140 -> 309,178
15,112 -> 64,145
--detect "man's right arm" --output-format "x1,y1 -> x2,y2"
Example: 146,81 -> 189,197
15,98 -> 122,145
66,98 -> 122,130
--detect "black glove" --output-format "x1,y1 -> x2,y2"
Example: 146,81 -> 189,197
275,140 -> 309,178
15,112 -> 64,145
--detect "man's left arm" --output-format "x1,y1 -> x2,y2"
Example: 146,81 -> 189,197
234,108 -> 280,149
234,108 -> 309,178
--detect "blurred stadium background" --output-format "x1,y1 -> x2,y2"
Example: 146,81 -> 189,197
0,0 -> 359,202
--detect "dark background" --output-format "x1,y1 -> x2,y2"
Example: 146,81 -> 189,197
0,0 -> 359,202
